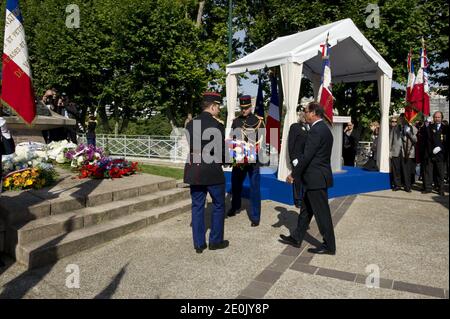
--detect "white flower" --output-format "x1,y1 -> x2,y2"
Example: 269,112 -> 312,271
71,159 -> 78,168
77,156 -> 84,165
56,153 -> 66,164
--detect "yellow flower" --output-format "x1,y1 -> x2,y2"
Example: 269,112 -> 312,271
25,179 -> 34,186
14,180 -> 21,187
4,179 -> 10,188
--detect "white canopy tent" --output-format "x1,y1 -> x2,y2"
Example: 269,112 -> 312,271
225,18 -> 393,181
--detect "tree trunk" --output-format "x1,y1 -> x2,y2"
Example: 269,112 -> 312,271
166,108 -> 178,130
98,105 -> 111,132
119,117 -> 129,134
196,1 -> 205,27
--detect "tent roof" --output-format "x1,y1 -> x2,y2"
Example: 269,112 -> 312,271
226,19 -> 393,82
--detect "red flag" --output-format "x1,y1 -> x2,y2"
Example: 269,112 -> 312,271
1,0 -> 36,124
405,49 -> 419,123
318,34 -> 333,123
410,40 -> 430,117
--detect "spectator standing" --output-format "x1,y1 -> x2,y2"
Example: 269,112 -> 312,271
342,121 -> 359,167
86,115 -> 97,147
390,114 -> 417,192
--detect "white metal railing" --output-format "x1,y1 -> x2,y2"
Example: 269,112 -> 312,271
77,135 -> 374,166
77,134 -> 187,162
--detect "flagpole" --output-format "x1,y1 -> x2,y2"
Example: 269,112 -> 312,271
228,0 -> 233,64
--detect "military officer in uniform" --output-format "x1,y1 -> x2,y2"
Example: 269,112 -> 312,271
184,92 -> 229,253
227,95 -> 265,227
287,107 -> 308,208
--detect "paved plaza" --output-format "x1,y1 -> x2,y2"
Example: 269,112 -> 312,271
0,186 -> 448,299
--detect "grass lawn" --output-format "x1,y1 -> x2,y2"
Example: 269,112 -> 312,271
139,164 -> 184,180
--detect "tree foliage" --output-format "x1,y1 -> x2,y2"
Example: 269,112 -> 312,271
1,0 -> 448,134
234,0 -> 448,127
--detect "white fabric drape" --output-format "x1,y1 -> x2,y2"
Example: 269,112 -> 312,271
277,62 -> 303,181
377,72 -> 392,173
225,74 -> 238,137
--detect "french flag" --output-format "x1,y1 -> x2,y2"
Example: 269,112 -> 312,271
1,0 -> 36,125
405,49 -> 418,123
411,40 -> 430,117
318,34 -> 334,124
266,74 -> 280,152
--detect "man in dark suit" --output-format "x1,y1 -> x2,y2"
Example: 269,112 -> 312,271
287,108 -> 308,208
425,111 -> 448,196
184,92 -> 229,253
280,102 -> 336,255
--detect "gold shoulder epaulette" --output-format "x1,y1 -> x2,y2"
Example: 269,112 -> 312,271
214,117 -> 224,125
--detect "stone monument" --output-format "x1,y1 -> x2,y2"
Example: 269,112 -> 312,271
2,103 -> 76,144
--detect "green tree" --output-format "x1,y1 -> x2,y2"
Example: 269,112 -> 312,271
233,0 -> 448,128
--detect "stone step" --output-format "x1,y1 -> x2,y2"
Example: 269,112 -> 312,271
14,187 -> 191,246
17,198 -> 192,269
0,174 -> 177,226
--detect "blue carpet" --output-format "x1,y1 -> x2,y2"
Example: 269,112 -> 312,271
225,166 -> 391,205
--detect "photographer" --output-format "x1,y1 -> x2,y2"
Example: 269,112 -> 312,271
57,93 -> 79,144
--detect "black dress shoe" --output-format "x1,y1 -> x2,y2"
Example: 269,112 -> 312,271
307,246 -> 335,255
208,240 -> 229,250
195,244 -> 207,254
404,188 -> 412,193
439,191 -> 445,196
392,186 -> 401,191
227,209 -> 237,217
251,221 -> 259,227
279,234 -> 301,248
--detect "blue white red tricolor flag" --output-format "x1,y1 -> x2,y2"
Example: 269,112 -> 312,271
405,49 -> 419,123
1,0 -> 36,124
318,33 -> 334,124
411,39 -> 430,117
266,74 -> 280,152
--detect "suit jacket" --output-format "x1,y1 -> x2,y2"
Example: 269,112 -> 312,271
288,122 -> 308,168
184,111 -> 225,185
427,123 -> 448,161
390,124 -> 417,159
418,124 -> 432,161
292,120 -> 333,190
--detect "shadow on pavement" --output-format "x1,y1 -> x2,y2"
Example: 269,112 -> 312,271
272,206 -> 322,248
94,262 -> 129,299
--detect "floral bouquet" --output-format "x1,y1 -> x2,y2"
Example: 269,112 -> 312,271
227,139 -> 258,168
1,142 -> 49,175
65,144 -> 105,168
79,158 -> 138,179
2,164 -> 57,191
47,140 -> 78,164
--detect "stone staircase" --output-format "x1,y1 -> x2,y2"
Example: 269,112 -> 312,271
0,172 -> 191,270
